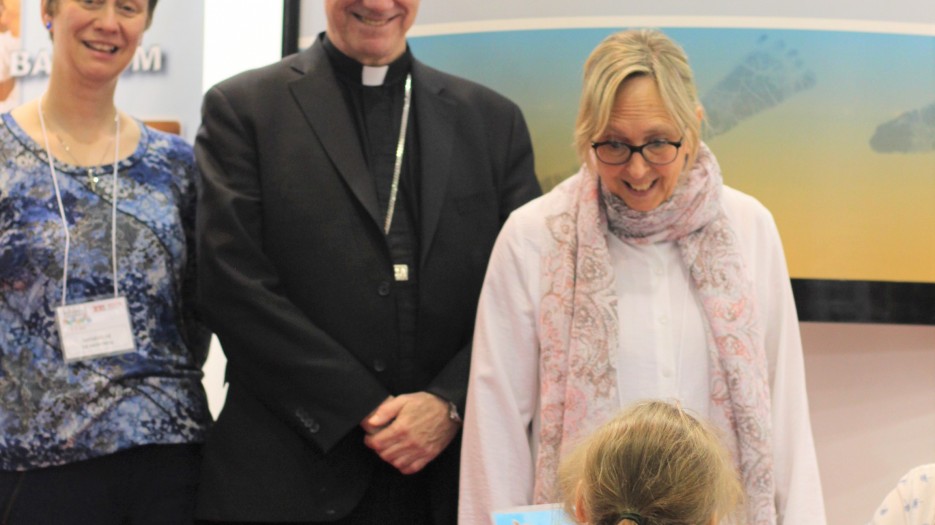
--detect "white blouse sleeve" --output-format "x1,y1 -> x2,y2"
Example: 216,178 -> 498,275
729,188 -> 827,524
459,205 -> 543,525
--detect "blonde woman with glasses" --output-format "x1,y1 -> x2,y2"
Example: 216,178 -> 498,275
460,28 -> 825,525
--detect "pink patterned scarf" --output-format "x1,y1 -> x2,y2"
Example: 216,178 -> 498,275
535,144 -> 775,524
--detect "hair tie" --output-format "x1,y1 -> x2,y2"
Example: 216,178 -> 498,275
618,512 -> 646,525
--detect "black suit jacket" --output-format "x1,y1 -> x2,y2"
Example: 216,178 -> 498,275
194,41 -> 540,522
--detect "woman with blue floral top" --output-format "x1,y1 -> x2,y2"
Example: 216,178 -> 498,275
0,0 -> 210,523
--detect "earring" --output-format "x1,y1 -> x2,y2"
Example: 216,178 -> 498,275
44,21 -> 51,30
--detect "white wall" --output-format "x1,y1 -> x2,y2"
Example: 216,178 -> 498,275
200,0 -> 284,419
415,0 -> 935,25
803,322 -> 935,524
202,0 -> 283,94
199,5 -> 935,525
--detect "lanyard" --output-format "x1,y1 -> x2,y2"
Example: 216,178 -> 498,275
37,98 -> 121,306
383,73 -> 412,235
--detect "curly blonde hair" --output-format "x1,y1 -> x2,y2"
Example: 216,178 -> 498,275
559,401 -> 742,525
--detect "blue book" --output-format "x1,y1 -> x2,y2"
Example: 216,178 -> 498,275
491,503 -> 575,525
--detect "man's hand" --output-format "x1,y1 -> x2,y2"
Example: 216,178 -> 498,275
360,395 -> 394,435
362,392 -> 459,475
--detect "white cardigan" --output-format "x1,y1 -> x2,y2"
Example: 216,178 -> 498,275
459,185 -> 827,525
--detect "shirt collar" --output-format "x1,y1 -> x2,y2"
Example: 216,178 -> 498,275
321,32 -> 413,87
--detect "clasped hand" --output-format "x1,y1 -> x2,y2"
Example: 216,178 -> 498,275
360,392 -> 459,475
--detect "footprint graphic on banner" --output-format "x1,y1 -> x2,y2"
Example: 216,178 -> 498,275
869,101 -> 935,153
702,35 -> 816,138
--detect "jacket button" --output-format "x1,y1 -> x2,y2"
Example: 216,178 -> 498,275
373,359 -> 386,372
296,408 -> 320,433
377,281 -> 391,296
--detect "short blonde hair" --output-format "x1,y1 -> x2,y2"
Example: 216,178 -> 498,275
559,401 -> 742,525
574,29 -> 702,168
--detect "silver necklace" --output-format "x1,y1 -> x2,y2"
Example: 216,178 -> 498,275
386,74 -> 412,283
383,73 -> 412,235
37,96 -> 122,301
55,133 -> 114,191
42,102 -> 118,192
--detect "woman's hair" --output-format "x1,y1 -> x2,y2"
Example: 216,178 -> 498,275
44,0 -> 159,28
559,400 -> 742,525
574,29 -> 702,168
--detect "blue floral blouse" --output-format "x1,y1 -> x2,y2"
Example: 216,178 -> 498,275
870,464 -> 935,525
0,113 -> 211,470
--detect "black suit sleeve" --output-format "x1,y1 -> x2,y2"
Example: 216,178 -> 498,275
425,98 -> 540,415
195,84 -> 390,453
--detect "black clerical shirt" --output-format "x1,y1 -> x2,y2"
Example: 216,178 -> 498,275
322,34 -> 422,393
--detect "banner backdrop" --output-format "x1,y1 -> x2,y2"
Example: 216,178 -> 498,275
391,3 -> 934,323
408,25 -> 935,286
291,2 -> 934,321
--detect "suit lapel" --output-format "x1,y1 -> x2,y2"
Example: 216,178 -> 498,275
413,61 -> 457,266
288,44 -> 382,229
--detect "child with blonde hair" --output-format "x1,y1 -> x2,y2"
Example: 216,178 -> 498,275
559,401 -> 743,525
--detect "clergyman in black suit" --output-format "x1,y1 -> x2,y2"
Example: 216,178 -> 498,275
192,0 -> 541,523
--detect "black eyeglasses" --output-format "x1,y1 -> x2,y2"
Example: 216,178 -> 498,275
590,138 -> 683,166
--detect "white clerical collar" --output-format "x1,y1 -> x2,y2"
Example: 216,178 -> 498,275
362,65 -> 389,86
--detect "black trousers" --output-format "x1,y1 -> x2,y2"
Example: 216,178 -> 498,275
196,456 -> 438,525
1,443 -> 202,525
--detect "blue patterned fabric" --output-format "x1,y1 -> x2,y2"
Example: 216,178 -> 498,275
0,113 -> 211,470
870,464 -> 935,525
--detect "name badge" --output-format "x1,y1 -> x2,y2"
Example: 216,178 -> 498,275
55,297 -> 135,362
